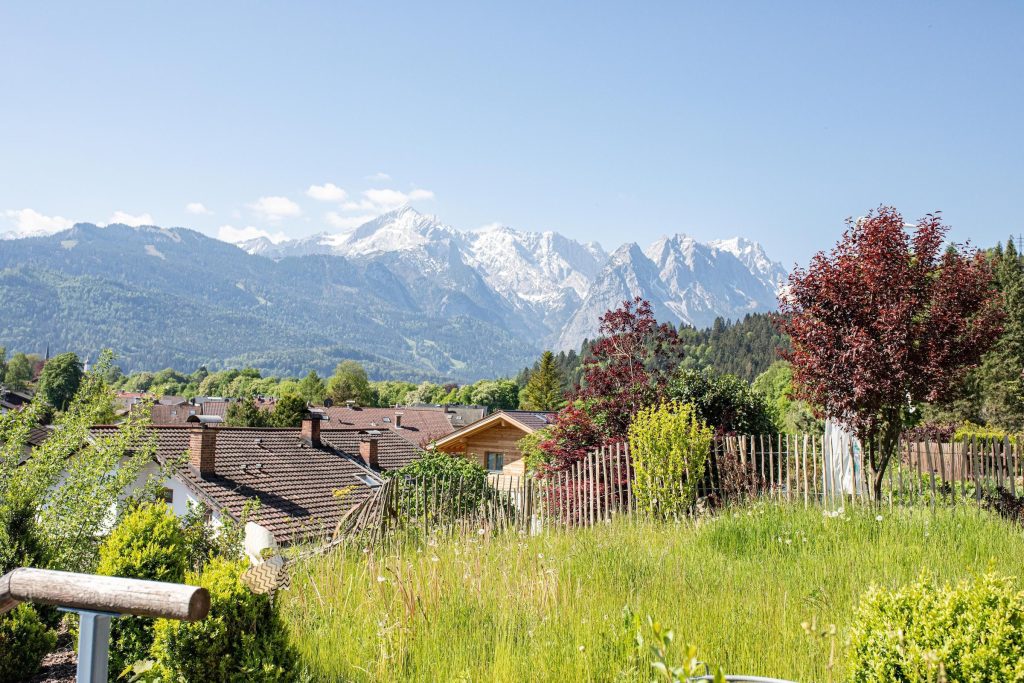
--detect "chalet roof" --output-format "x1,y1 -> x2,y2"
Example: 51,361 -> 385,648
87,425 -> 416,544
319,405 -> 455,446
432,410 -> 555,451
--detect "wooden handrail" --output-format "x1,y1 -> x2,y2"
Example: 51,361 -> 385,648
0,568 -> 210,621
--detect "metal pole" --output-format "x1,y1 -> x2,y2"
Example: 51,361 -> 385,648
73,609 -> 119,683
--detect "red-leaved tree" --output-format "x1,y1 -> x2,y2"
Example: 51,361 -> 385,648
780,207 -> 1004,498
541,297 -> 682,469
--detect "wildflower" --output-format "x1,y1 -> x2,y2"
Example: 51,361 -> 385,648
578,645 -> 585,652
538,553 -> 544,559
477,528 -> 486,536
377,575 -> 386,583
875,514 -> 883,522
431,555 -> 439,562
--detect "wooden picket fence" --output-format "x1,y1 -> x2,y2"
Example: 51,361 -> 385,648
337,434 -> 1024,544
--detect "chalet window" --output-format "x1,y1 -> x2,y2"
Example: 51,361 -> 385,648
485,452 -> 504,472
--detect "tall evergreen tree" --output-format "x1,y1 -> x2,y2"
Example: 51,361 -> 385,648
519,351 -> 566,411
978,237 -> 1024,429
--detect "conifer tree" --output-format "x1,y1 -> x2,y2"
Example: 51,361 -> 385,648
519,351 -> 566,411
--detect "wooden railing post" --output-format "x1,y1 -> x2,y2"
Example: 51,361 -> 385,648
1,567 -> 209,683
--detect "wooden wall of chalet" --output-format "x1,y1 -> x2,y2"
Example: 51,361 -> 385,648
436,422 -> 531,475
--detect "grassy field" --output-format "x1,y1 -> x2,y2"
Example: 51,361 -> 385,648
280,504 -> 1024,682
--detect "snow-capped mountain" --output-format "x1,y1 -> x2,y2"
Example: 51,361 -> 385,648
555,234 -> 783,350
230,207 -> 787,350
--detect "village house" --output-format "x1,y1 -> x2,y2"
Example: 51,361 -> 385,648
432,410 -> 555,477
319,403 -> 459,447
90,415 -> 425,544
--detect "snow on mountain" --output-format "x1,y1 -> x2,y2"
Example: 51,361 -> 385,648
709,237 -> 789,291
230,207 -> 787,350
556,234 -> 783,350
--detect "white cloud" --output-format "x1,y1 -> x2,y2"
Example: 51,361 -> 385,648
326,212 -> 378,230
366,171 -> 391,182
306,183 -> 347,202
217,224 -> 289,244
342,187 -> 435,212
3,208 -> 74,236
108,211 -> 155,227
250,196 -> 301,221
185,202 -> 211,215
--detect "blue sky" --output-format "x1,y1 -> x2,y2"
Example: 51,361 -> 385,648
1,2 -> 1021,268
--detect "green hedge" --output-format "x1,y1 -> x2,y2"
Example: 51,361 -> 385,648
0,604 -> 56,683
850,570 -> 1024,682
150,557 -> 298,682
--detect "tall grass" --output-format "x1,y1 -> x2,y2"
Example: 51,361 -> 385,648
280,504 -> 1024,681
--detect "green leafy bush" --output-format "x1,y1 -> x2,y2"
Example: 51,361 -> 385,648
0,604 -> 57,683
628,401 -> 713,519
150,557 -> 298,682
95,502 -> 189,676
850,570 -> 1024,682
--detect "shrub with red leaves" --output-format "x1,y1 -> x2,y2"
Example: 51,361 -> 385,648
780,207 -> 1004,498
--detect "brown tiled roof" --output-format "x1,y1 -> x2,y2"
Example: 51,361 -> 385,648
149,404 -> 202,425
320,429 -> 425,471
319,406 -> 455,446
89,426 -> 383,544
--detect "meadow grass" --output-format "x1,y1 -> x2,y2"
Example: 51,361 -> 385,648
280,504 -> 1024,682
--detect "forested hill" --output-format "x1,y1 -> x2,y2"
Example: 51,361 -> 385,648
0,223 -> 535,381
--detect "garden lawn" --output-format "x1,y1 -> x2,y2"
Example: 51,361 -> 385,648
280,504 -> 1024,682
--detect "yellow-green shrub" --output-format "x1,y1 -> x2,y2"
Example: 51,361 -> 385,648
850,570 -> 1024,682
628,401 -> 713,519
150,557 -> 297,682
96,502 -> 189,675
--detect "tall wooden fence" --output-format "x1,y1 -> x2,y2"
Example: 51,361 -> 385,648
338,434 -> 1023,543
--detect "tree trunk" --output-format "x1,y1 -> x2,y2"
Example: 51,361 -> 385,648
871,417 -> 901,502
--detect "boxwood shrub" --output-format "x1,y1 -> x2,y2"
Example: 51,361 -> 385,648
850,570 -> 1024,682
0,604 -> 57,683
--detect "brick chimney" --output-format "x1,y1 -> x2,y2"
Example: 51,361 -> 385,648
394,412 -> 403,429
301,414 -> 321,447
189,424 -> 217,478
359,437 -> 379,468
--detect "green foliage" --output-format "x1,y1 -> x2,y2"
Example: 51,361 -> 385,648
271,393 -> 307,428
0,350 -> 154,573
0,605 -> 57,683
628,401 -> 713,518
225,397 -> 272,427
953,421 -> 1016,441
37,351 -> 83,411
297,371 -> 325,404
850,570 -> 1024,682
519,350 -> 566,411
517,427 -> 553,473
150,557 -> 298,682
468,378 -> 519,411
96,503 -> 190,675
3,352 -> 36,390
668,368 -> 776,434
326,360 -> 374,405
676,313 -> 789,383
752,361 -> 821,433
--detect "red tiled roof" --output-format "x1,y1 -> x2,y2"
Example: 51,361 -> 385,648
89,426 -> 390,544
319,406 -> 455,446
